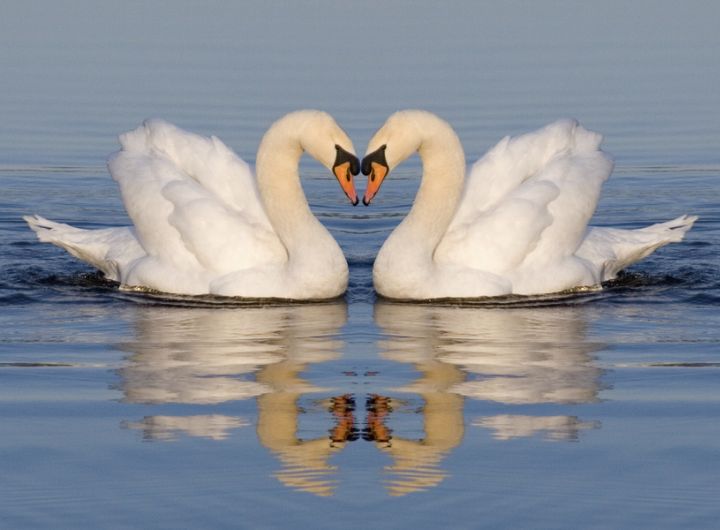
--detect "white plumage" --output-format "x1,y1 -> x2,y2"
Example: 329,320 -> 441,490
26,111 -> 357,299
365,111 -> 696,299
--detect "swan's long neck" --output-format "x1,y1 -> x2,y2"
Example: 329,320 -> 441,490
388,122 -> 466,259
255,122 -> 341,268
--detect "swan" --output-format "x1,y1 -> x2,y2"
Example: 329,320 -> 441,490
361,110 -> 697,300
25,110 -> 360,299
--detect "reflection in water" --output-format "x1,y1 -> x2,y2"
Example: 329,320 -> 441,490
254,342 -> 346,497
123,414 -> 248,441
117,299 -> 605,497
117,306 -> 288,405
119,302 -> 348,496
438,306 -> 605,406
373,301 -> 605,494
473,415 -> 600,442
373,303 -> 466,496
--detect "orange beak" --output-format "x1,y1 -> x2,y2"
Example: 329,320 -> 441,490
333,145 -> 360,206
362,162 -> 388,206
361,144 -> 389,206
333,161 -> 359,206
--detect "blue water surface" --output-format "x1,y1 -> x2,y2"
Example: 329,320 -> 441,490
1,1 -> 719,528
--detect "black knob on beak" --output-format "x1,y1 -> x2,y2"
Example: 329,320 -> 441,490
335,145 -> 360,177
361,144 -> 387,175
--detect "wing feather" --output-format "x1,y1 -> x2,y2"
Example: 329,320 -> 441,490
437,120 -> 613,276
107,120 -> 286,277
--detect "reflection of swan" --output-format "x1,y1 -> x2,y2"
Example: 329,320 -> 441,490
119,301 -> 349,496
118,306 -> 294,405
123,415 -> 248,442
255,370 -> 346,497
25,111 -> 360,299
412,304 -> 604,405
373,303 -> 466,496
473,415 -> 599,442
375,301 -> 602,468
361,111 -> 696,299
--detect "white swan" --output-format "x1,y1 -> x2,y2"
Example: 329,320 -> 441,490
361,111 -> 697,300
25,110 -> 360,299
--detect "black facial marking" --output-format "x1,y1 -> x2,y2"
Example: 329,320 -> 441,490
334,145 -> 360,176
361,144 -> 388,176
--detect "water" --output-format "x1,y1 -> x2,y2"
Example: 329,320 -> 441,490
1,1 -> 720,528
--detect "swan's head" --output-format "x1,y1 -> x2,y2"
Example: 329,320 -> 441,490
361,111 -> 428,206
296,111 -> 360,206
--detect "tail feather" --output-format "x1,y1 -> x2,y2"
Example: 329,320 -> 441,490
25,215 -> 85,242
577,214 -> 697,281
24,215 -> 143,282
638,214 -> 697,242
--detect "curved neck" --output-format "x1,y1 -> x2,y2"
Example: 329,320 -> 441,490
255,123 -> 332,258
390,123 -> 466,257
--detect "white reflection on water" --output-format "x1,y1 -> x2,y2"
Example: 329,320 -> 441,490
473,414 -> 599,442
252,304 -> 348,497
118,302 -> 348,495
373,301 -> 604,493
123,414 -> 249,442
117,306 -> 284,405
436,305 -> 605,406
116,300 -> 605,497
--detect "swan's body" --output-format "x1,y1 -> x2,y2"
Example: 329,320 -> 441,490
362,111 -> 696,300
25,111 -> 359,299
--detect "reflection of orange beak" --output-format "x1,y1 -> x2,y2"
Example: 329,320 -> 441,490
362,162 -> 388,206
333,162 -> 359,206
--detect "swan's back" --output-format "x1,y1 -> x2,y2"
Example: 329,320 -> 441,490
458,120 -> 608,215
437,120 -> 613,286
107,120 -> 286,292
116,120 -> 269,220
26,115 -> 352,299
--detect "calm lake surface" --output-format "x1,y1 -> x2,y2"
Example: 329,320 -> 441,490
1,1 -> 719,528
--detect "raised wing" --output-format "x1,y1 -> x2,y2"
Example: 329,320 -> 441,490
436,120 -> 613,274
108,120 -> 286,276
